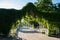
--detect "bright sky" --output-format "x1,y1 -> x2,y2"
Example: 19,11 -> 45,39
0,0 -> 60,10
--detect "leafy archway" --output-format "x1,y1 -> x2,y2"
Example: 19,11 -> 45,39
0,2 -> 60,36
21,2 -> 60,36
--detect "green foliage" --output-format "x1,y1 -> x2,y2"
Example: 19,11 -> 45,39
34,0 -> 60,36
34,0 -> 53,11
0,2 -> 60,37
58,3 -> 60,8
0,9 -> 23,36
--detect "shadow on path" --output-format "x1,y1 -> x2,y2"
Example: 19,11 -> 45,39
50,34 -> 60,39
19,30 -> 39,33
0,35 -> 22,40
19,28 -> 39,33
13,35 -> 22,40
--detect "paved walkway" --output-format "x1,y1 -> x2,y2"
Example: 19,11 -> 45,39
17,26 -> 60,40
0,26 -> 60,40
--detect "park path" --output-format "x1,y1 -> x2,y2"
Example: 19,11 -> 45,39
17,26 -> 60,40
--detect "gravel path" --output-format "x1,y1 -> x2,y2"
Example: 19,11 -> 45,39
17,27 -> 60,40
18,32 -> 60,40
0,26 -> 60,40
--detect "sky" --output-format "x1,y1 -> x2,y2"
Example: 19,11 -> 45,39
0,0 -> 60,10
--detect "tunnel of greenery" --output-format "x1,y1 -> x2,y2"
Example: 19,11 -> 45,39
0,1 -> 60,36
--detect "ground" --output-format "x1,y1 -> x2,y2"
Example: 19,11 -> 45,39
0,26 -> 60,40
17,26 -> 60,40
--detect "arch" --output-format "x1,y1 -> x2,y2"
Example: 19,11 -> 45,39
0,2 -> 60,36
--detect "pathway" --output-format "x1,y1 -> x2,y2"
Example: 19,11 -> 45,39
17,26 -> 60,40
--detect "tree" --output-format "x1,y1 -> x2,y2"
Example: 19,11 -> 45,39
0,9 -> 23,36
58,3 -> 60,8
58,3 -> 60,11
34,0 -> 53,11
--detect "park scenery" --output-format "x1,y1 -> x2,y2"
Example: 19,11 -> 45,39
0,0 -> 60,40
